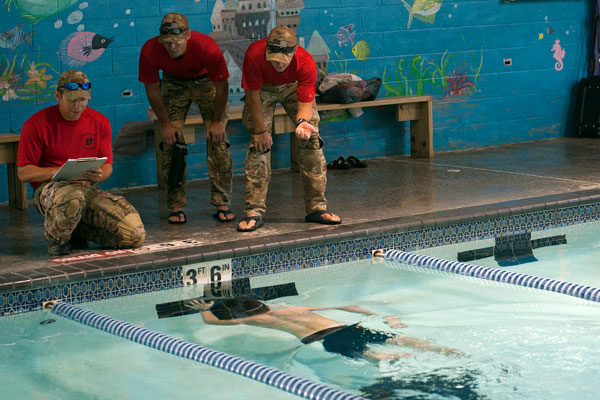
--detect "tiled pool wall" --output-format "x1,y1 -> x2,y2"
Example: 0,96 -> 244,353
2,202 -> 599,316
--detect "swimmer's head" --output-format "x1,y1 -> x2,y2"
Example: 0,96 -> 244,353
209,297 -> 270,320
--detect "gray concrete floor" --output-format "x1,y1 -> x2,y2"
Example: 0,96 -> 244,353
2,137 -> 600,277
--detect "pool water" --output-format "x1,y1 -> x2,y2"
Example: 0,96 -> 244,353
1,222 -> 600,399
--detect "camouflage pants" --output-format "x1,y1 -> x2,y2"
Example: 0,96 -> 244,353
161,74 -> 233,209
242,83 -> 327,216
34,181 -> 146,248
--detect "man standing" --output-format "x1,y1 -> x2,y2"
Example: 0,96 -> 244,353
139,12 -> 234,224
17,70 -> 146,256
238,26 -> 341,232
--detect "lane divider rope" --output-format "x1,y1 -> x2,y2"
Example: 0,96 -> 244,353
384,249 -> 600,303
51,301 -> 364,400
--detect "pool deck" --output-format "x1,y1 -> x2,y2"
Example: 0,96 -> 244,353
2,137 -> 600,292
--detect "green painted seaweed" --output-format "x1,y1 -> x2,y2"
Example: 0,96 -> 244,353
383,48 -> 483,98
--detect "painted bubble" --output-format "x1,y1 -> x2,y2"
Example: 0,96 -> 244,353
79,2 -> 88,9
67,10 -> 83,24
54,20 -> 63,29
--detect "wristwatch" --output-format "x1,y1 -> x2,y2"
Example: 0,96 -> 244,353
296,118 -> 310,127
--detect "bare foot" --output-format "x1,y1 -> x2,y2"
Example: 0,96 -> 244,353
169,208 -> 185,224
237,214 -> 263,232
385,316 -> 407,329
215,206 -> 235,222
320,211 -> 341,223
364,350 -> 412,360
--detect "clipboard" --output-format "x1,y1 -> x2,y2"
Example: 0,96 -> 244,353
52,157 -> 107,181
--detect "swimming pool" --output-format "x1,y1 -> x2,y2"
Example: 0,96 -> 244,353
2,219 -> 599,399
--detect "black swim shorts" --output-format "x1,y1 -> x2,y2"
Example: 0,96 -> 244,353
320,323 -> 395,359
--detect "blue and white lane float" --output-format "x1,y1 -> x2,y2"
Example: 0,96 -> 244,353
51,301 -> 364,400
384,249 -> 600,303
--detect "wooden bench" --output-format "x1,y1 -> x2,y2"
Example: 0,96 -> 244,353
151,95 -> 433,189
0,134 -> 27,209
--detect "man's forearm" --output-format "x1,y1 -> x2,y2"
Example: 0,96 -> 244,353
17,164 -> 57,183
212,80 -> 229,123
246,90 -> 266,133
296,101 -> 313,122
144,82 -> 170,125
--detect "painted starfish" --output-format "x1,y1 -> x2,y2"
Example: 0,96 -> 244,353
25,63 -> 52,89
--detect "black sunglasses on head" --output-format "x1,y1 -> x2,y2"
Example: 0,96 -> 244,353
60,82 -> 91,90
159,27 -> 188,35
267,43 -> 296,54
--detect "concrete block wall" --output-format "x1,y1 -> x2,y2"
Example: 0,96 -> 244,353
0,0 -> 591,203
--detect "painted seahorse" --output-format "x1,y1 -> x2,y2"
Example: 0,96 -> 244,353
551,39 -> 565,71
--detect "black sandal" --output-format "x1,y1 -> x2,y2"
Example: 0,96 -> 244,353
237,215 -> 264,232
327,156 -> 351,170
168,210 -> 186,224
346,156 -> 367,168
214,209 -> 235,222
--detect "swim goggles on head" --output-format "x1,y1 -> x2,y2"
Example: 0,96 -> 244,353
60,82 -> 91,90
159,27 -> 188,35
267,43 -> 296,54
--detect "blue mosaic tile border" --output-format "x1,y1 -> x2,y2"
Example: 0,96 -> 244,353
2,202 -> 599,317
0,268 -> 181,316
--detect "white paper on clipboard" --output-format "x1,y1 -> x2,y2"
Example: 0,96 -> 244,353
52,157 -> 107,181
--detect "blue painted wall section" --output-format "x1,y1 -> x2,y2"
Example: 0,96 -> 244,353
0,0 -> 590,203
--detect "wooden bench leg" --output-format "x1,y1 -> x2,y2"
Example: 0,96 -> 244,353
7,162 -> 27,209
409,100 -> 433,158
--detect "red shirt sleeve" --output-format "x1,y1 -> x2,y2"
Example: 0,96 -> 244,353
199,35 -> 229,82
295,49 -> 317,103
17,112 -> 45,167
241,41 -> 265,91
138,38 -> 161,83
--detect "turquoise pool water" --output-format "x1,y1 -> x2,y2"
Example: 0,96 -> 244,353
1,221 -> 599,399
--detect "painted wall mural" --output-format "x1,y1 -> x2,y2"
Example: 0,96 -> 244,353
382,49 -> 482,97
5,0 -> 79,24
401,0 -> 444,29
0,24 -> 35,50
1,52 -> 57,101
61,31 -> 113,67
551,39 -> 565,71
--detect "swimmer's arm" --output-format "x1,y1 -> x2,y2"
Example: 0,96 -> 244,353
199,311 -> 241,325
303,305 -> 377,315
307,306 -> 407,328
333,306 -> 379,315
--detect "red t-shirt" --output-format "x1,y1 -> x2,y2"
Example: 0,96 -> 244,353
138,31 -> 229,83
241,39 -> 317,103
17,105 -> 113,189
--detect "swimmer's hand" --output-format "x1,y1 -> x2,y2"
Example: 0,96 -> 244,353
186,299 -> 214,311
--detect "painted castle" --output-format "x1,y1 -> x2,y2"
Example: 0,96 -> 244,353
210,0 -> 330,93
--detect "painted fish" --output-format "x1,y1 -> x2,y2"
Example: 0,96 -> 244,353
60,32 -> 114,67
5,0 -> 79,24
335,24 -> 355,47
402,0 -> 443,29
0,24 -> 34,50
351,40 -> 370,61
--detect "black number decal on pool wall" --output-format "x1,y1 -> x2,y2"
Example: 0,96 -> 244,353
186,269 -> 197,286
210,265 -> 222,296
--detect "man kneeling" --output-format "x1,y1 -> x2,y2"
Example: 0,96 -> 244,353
17,70 -> 146,256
